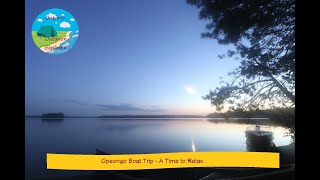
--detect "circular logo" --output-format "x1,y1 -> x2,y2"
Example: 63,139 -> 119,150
32,8 -> 79,55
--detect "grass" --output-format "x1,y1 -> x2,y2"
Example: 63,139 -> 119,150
32,31 -> 68,48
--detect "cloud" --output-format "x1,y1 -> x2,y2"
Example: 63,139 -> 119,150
70,18 -> 75,21
96,104 -> 165,112
62,42 -> 70,48
64,99 -> 88,106
60,21 -> 71,28
37,18 -> 43,22
72,34 -> 79,38
75,30 -> 79,33
184,85 -> 197,95
46,13 -> 57,19
61,14 -> 65,16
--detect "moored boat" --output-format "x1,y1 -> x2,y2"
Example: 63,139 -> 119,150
245,125 -> 274,146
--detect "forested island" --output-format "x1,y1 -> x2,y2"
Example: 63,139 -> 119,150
41,112 -> 64,119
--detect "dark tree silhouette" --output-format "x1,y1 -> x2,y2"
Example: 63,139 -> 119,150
187,0 -> 295,111
42,112 -> 64,119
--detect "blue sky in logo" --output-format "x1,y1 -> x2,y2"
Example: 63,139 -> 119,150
32,8 -> 79,31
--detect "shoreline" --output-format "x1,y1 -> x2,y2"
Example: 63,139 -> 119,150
40,31 -> 72,53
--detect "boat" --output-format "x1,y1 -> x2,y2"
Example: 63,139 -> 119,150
245,125 -> 274,147
246,139 -> 276,152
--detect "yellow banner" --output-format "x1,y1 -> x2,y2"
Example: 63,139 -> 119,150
47,152 -> 279,170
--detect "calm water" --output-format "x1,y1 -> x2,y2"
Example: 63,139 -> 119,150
25,118 -> 291,179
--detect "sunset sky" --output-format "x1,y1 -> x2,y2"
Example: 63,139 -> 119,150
25,0 -> 239,116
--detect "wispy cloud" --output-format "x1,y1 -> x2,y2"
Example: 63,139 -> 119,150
64,99 -> 88,106
96,104 -> 165,112
46,13 -> 57,19
60,21 -> 71,28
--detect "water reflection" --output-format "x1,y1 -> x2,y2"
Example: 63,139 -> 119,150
246,139 -> 276,152
41,118 -> 64,127
191,137 -> 196,152
95,123 -> 141,131
207,118 -> 295,143
96,120 -> 166,132
207,118 -> 271,125
26,118 -> 292,179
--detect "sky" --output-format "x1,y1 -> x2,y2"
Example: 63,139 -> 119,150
25,0 -> 239,116
32,8 -> 79,31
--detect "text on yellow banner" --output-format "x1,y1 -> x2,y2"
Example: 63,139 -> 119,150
47,152 -> 279,170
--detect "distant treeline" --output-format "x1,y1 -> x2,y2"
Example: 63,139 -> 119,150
98,115 -> 205,118
207,110 -> 268,119
207,108 -> 295,123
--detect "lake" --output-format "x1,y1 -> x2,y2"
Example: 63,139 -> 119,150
25,118 -> 292,179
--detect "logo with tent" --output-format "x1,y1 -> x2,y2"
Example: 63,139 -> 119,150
37,25 -> 57,37
32,8 -> 79,55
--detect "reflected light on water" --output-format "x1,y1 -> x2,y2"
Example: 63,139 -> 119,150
26,118 -> 292,179
191,138 -> 196,152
